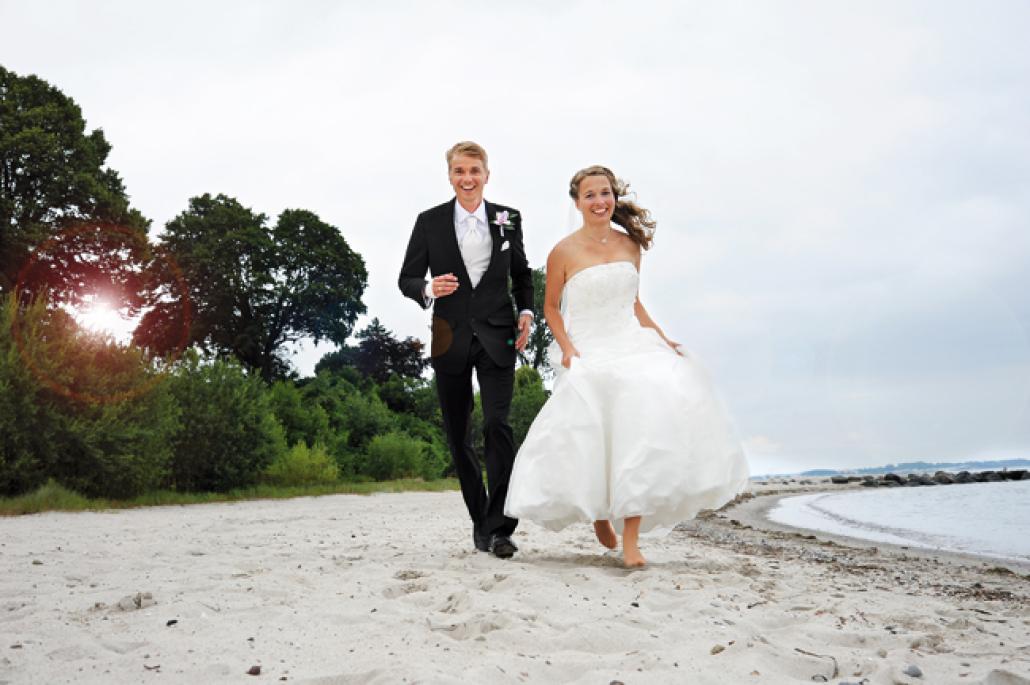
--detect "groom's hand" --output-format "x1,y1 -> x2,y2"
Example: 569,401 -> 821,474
515,313 -> 532,351
430,273 -> 459,298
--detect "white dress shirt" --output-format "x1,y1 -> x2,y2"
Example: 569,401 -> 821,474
423,202 -> 533,319
455,201 -> 492,288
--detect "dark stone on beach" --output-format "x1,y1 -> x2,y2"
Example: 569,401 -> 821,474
933,471 -> 955,484
903,663 -> 923,677
982,471 -> 1002,482
884,480 -> 900,487
883,472 -> 903,484
917,475 -> 936,486
904,480 -> 922,487
956,471 -> 974,483
861,479 -> 879,487
847,476 -> 863,482
831,476 -> 850,484
247,665 -> 261,676
1003,469 -> 1027,481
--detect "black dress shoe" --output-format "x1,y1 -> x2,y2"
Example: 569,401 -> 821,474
490,535 -> 518,559
473,526 -> 490,553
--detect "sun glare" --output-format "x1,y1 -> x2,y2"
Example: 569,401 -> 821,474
73,299 -> 138,344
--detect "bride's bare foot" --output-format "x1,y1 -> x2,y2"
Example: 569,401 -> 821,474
622,515 -> 646,568
623,546 -> 647,568
593,520 -> 617,549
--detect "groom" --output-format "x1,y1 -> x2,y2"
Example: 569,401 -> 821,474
398,141 -> 533,559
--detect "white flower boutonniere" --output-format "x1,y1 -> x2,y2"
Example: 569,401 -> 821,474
492,210 -> 518,237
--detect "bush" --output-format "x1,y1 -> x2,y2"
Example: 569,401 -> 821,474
510,365 -> 549,449
1,295 -> 177,499
269,380 -> 331,448
0,297 -> 55,494
262,442 -> 339,486
392,412 -> 450,479
362,431 -> 426,481
302,371 -> 397,478
166,352 -> 286,492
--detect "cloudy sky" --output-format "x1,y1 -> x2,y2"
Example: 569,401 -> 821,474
4,1 -> 1029,475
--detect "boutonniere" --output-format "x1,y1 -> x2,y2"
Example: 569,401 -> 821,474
492,210 -> 518,237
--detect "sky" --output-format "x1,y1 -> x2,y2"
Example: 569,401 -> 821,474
3,1 -> 1029,475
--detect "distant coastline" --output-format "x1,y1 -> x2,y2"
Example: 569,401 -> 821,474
752,457 -> 1030,480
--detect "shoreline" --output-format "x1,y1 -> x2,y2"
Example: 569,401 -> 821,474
718,482 -> 1030,575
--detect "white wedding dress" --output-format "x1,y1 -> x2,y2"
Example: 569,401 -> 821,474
504,261 -> 749,535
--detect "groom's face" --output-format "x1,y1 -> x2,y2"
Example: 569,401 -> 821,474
449,154 -> 489,210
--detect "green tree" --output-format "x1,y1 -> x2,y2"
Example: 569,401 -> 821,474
316,318 -> 428,385
138,194 -> 367,381
0,66 -> 148,293
518,267 -> 553,372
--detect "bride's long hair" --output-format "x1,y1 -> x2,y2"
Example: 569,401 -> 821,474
569,165 -> 656,250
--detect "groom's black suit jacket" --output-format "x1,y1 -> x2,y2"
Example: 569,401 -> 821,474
399,198 -> 533,374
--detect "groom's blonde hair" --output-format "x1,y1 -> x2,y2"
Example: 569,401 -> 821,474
446,141 -> 489,171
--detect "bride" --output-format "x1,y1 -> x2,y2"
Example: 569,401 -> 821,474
504,165 -> 749,568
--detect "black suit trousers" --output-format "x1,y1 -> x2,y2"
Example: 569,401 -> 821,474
435,337 -> 518,538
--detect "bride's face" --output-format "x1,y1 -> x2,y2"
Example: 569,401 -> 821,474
576,175 -> 615,223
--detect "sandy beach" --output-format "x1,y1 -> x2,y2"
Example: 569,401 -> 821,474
1,485 -> 1028,684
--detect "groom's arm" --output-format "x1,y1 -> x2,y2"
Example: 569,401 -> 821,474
510,210 -> 533,315
398,214 -> 432,309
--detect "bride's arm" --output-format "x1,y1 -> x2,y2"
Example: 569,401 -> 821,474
544,247 -> 579,368
633,257 -> 683,354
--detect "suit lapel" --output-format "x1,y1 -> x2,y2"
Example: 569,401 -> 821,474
479,200 -> 500,288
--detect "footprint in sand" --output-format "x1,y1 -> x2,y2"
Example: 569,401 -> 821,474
478,573 -> 509,592
427,614 -> 511,640
393,569 -> 425,581
381,580 -> 429,599
436,590 -> 472,614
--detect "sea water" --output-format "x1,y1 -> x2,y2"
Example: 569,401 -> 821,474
768,480 -> 1030,563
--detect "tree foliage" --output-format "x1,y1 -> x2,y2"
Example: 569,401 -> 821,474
1,294 -> 177,498
137,194 -> 367,380
316,317 -> 428,384
0,66 -> 148,293
518,267 -> 553,372
165,351 -> 287,492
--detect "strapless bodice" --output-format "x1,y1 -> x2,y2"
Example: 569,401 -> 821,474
560,261 -> 639,343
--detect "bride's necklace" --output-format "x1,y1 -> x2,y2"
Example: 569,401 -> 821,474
580,224 -> 612,244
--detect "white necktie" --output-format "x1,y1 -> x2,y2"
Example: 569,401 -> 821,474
460,215 -> 491,288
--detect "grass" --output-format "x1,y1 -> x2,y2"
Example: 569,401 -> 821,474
0,478 -> 460,516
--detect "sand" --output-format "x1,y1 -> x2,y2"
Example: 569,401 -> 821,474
1,485 -> 1028,684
